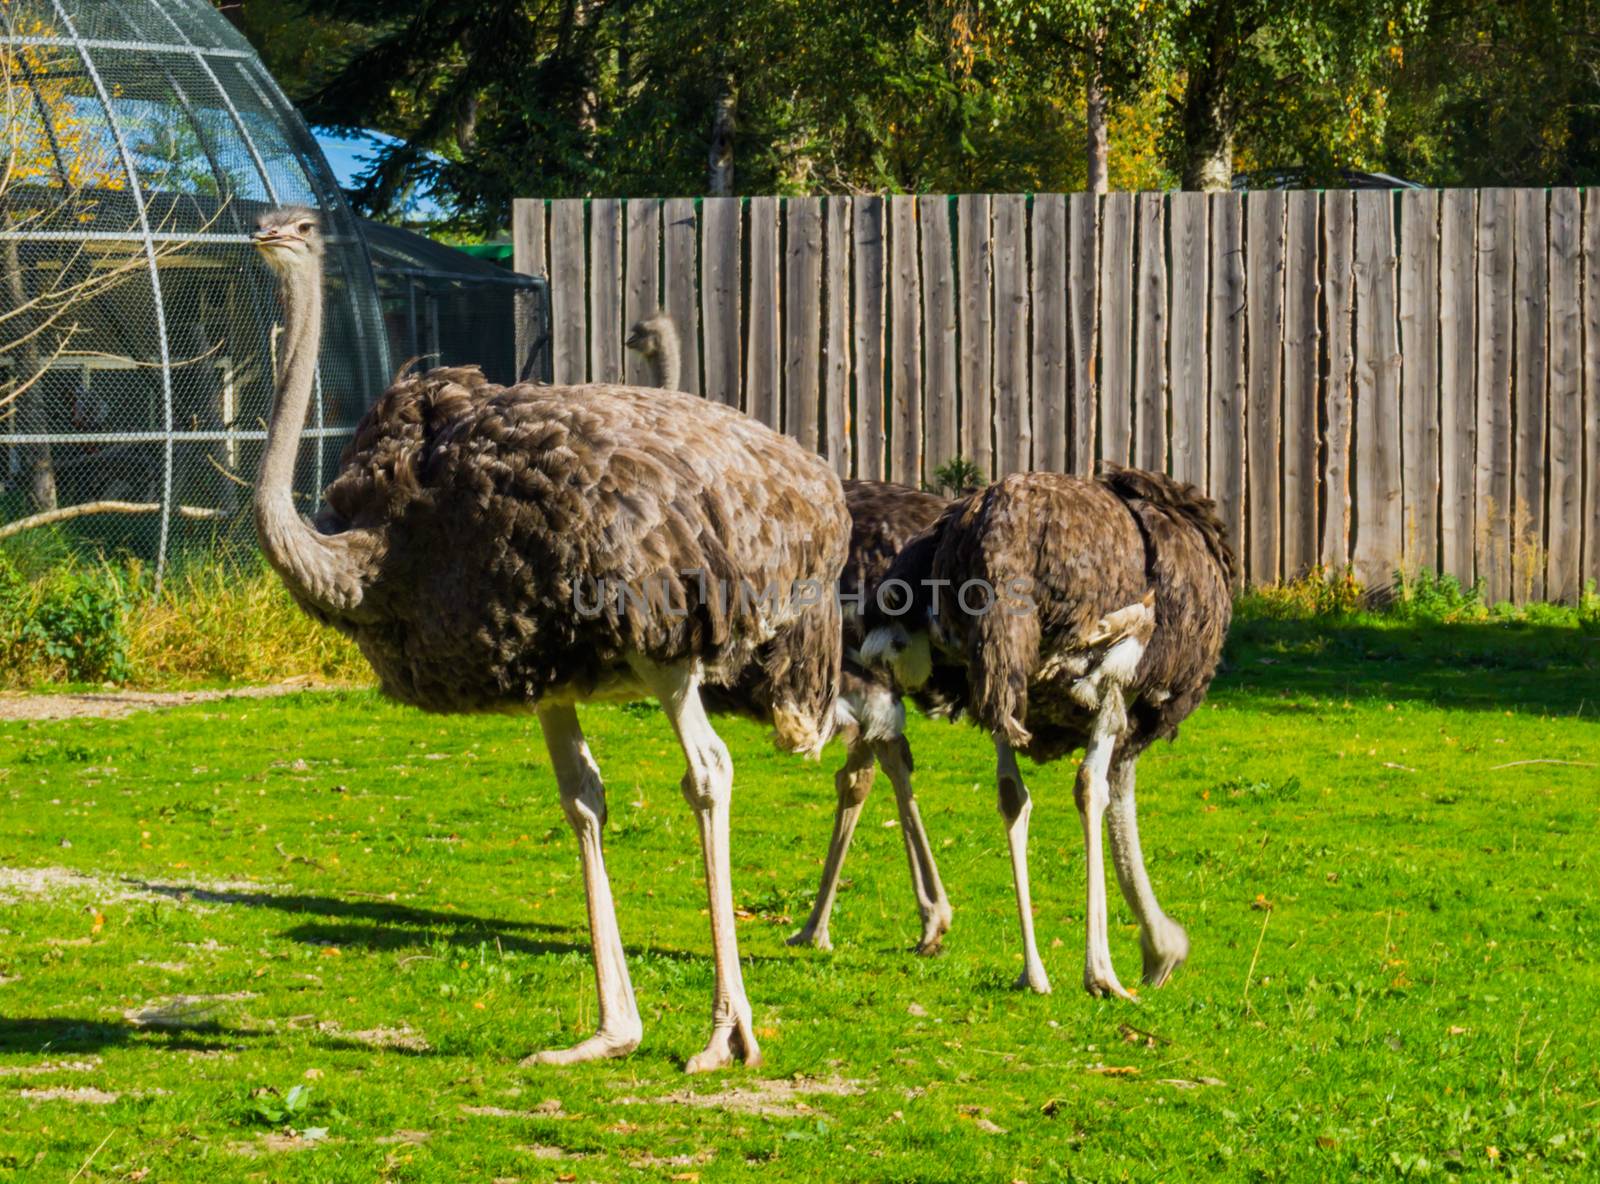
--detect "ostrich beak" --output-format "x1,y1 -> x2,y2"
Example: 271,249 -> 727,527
624,327 -> 645,349
252,227 -> 298,250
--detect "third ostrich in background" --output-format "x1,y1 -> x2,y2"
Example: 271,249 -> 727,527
627,312 -> 957,954
861,469 -> 1233,996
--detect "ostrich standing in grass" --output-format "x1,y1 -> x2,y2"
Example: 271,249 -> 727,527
861,470 -> 1232,996
626,313 -> 954,953
252,209 -> 849,1071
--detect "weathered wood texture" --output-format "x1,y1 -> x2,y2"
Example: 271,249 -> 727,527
1548,187 -> 1581,602
548,199 -> 586,385
1209,192 -> 1246,586
1439,190 -> 1476,585
1246,191 -> 1285,584
784,197 -> 823,450
1168,191 -> 1207,488
1100,191 -> 1135,467
662,197 -> 700,394
1476,189 -> 1514,603
1031,193 -> 1068,472
700,197 -> 740,407
823,196 -> 852,476
1282,191 -> 1320,577
853,196 -> 887,479
1399,190 -> 1440,576
920,196 -> 959,479
746,196 -> 781,429
590,198 -> 623,384
958,193 -> 994,479
993,194 -> 1031,475
1067,192 -> 1099,475
889,195 -> 922,483
622,199 -> 659,387
1584,192 -> 1600,597
1323,191 -> 1355,570
1512,188 -> 1548,602
1353,191 -> 1404,591
1134,192 -> 1168,473
521,188 -> 1600,601
510,198 -> 546,383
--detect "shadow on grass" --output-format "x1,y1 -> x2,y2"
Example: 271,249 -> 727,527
0,1015 -> 268,1057
125,881 -> 783,964
1222,617 -> 1600,716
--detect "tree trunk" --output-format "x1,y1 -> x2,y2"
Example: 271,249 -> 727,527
2,234 -> 58,512
1085,29 -> 1109,195
708,78 -> 737,196
1179,7 -> 1237,191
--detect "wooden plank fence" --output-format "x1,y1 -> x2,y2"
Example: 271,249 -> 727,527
512,190 -> 1600,602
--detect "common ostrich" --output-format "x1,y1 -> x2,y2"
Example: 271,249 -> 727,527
625,314 -> 953,954
860,470 -> 1233,996
252,209 -> 850,1072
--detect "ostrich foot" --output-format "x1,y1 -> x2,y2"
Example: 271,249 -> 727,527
914,909 -> 952,956
1083,964 -> 1136,1001
1140,920 -> 1190,987
521,1027 -> 641,1067
685,1015 -> 762,1074
786,926 -> 832,952
1013,963 -> 1053,994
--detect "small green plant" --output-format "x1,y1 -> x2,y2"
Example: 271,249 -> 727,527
1580,580 -> 1600,635
929,455 -> 984,497
248,1082 -> 318,1127
1390,569 -> 1487,623
21,569 -> 130,682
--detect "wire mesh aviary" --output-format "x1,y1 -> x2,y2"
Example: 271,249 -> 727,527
0,0 -> 389,576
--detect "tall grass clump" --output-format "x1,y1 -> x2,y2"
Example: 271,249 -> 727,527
1233,565 -> 1366,621
126,558 -> 369,687
0,545 -> 368,690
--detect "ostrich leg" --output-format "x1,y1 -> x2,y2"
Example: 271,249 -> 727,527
994,736 -> 1052,993
1076,705 -> 1134,1000
788,740 -> 876,951
524,705 -> 643,1065
641,660 -> 761,1073
1106,755 -> 1189,986
876,735 -> 952,954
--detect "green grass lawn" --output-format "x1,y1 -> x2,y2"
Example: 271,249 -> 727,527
0,615 -> 1596,1181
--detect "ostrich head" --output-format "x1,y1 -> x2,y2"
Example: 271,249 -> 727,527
252,206 -> 323,274
625,311 -> 673,357
859,621 -> 933,692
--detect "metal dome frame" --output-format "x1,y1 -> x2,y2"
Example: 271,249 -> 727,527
0,0 -> 389,577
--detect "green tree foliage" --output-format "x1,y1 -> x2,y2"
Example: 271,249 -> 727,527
1381,1 -> 1600,187
223,0 -> 1600,230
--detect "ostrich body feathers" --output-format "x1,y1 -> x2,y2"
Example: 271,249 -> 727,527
866,467 -> 1233,763
306,364 -> 849,749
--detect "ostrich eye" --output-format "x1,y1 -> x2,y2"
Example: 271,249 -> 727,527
297,221 -> 313,235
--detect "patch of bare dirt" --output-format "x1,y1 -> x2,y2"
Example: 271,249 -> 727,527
227,1131 -> 332,1156
0,680 -> 339,722
123,992 -> 258,1028
316,1022 -> 431,1052
629,1150 -> 715,1169
0,1059 -> 100,1078
0,866 -> 284,908
619,1076 -> 862,1118
461,1099 -> 563,1119
518,1144 -> 584,1160
19,1086 -> 119,1104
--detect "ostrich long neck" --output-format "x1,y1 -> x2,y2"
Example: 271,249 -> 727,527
254,256 -> 372,615
651,324 -> 681,391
